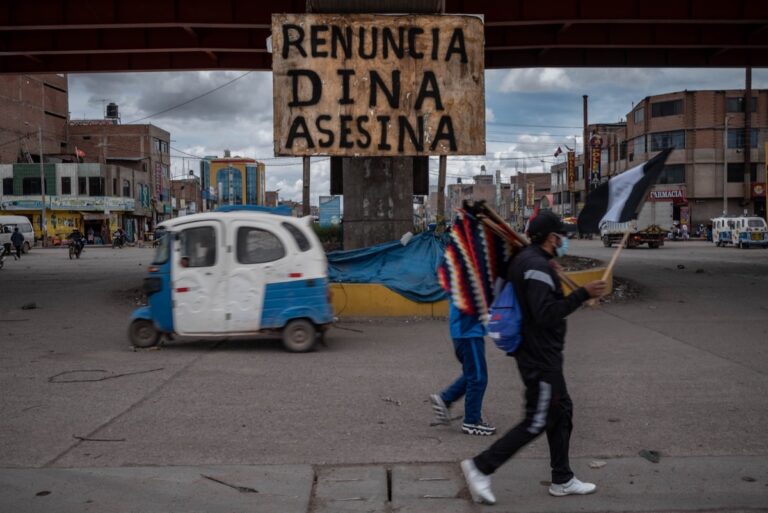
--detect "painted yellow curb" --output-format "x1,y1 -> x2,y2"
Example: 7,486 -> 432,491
330,267 -> 611,318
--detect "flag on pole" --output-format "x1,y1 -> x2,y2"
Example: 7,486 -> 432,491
553,146 -> 563,158
577,148 -> 673,233
75,147 -> 86,162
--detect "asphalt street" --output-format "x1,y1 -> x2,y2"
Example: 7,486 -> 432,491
0,240 -> 767,512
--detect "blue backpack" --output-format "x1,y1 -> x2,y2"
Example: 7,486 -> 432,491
487,280 -> 523,353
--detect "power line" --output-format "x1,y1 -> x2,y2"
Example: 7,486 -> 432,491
124,72 -> 252,124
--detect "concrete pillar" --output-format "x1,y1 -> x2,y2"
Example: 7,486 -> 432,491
342,157 -> 413,249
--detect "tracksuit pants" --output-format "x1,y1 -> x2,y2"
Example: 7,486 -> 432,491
440,337 -> 488,425
473,366 -> 574,485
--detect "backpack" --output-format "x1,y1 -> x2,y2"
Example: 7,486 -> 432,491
487,280 -> 523,353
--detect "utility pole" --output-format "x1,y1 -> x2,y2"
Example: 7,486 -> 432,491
38,126 -> 47,247
302,156 -> 310,216
436,155 -> 447,232
724,115 -> 731,216
583,95 -> 590,197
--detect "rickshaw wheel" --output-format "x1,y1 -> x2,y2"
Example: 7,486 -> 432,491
282,319 -> 317,353
129,319 -> 160,348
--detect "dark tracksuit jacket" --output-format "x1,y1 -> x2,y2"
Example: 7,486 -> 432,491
474,244 -> 590,484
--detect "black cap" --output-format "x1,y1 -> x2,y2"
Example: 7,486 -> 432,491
527,211 -> 564,243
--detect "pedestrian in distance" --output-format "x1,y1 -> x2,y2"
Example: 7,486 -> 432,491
461,211 -> 607,505
430,301 -> 496,436
10,227 -> 23,259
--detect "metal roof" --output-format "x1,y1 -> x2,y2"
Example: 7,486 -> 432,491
2,0 -> 767,73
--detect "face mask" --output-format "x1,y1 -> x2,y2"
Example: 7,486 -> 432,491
555,234 -> 569,257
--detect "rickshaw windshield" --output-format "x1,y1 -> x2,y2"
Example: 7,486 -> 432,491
151,231 -> 171,265
748,219 -> 766,228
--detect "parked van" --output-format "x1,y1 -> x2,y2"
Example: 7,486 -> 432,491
712,216 -> 768,248
0,215 -> 34,253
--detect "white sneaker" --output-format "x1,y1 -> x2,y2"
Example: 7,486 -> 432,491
429,394 -> 450,424
548,477 -> 597,497
461,459 -> 496,504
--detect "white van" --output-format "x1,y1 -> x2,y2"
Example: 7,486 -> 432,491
0,215 -> 34,253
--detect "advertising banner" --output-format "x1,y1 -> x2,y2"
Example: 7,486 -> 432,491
566,151 -> 576,191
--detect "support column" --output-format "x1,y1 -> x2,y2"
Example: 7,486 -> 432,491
342,157 -> 413,249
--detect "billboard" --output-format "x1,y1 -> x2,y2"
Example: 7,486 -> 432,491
272,14 -> 485,157
319,195 -> 341,227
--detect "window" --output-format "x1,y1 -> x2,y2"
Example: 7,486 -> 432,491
651,99 -> 683,117
88,177 -> 104,196
649,130 -> 685,151
748,219 -> 766,228
123,179 -> 131,197
151,231 -> 170,265
237,227 -> 285,264
22,177 -> 42,195
632,135 -> 646,154
727,163 -> 758,183
619,140 -> 627,160
2,178 -> 12,195
633,108 -> 644,123
61,177 -> 71,195
658,164 -> 685,184
113,178 -> 118,195
726,97 -> 757,113
282,222 -> 311,251
153,138 -> 169,154
78,177 -> 87,194
179,226 -> 216,267
727,128 -> 758,148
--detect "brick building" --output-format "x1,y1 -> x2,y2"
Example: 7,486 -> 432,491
69,119 -> 172,227
0,74 -> 70,163
170,175 -> 201,216
551,89 -> 768,225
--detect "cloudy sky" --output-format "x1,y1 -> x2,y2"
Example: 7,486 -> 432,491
68,68 -> 768,204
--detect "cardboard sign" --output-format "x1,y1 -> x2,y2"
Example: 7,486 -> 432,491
272,13 -> 485,157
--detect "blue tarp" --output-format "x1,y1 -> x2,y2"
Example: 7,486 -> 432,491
327,231 -> 448,303
215,204 -> 293,216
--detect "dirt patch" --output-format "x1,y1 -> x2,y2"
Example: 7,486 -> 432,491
113,285 -> 146,307
600,276 -> 643,304
558,255 -> 642,303
558,255 -> 604,272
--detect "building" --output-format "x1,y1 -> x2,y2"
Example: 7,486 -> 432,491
552,89 -> 768,225
201,151 -> 266,210
0,162 -> 147,243
0,74 -> 70,164
171,174 -> 201,217
0,75 -> 165,242
68,118 -> 171,229
264,190 -> 279,208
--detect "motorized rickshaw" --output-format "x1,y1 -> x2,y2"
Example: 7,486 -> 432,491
129,210 -> 334,352
712,216 -> 768,248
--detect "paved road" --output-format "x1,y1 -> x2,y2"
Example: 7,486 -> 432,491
0,241 -> 766,512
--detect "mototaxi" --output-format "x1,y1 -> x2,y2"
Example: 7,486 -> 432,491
711,216 -> 768,249
129,210 -> 334,352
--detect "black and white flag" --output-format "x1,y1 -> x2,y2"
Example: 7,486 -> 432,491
578,148 -> 673,233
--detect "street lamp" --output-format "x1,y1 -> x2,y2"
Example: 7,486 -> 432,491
24,122 -> 46,247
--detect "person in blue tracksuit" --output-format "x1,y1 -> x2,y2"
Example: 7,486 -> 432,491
430,302 -> 496,436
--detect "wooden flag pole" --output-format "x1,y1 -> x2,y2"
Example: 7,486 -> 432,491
587,230 -> 630,306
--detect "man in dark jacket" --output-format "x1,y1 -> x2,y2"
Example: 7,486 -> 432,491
461,211 -> 607,505
10,227 -> 24,259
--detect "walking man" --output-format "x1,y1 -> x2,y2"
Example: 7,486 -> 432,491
461,211 -> 607,504
430,302 -> 496,436
10,227 -> 24,259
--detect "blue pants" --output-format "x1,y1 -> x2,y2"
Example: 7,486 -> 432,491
440,337 -> 488,425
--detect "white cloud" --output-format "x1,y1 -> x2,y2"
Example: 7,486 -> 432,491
485,108 -> 495,122
496,68 -> 572,93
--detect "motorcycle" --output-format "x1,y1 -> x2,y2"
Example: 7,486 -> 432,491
69,238 -> 85,259
112,232 -> 126,249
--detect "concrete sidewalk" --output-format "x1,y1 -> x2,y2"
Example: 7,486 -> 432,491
1,456 -> 766,513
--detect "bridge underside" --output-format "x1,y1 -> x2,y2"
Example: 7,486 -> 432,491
2,0 -> 768,73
